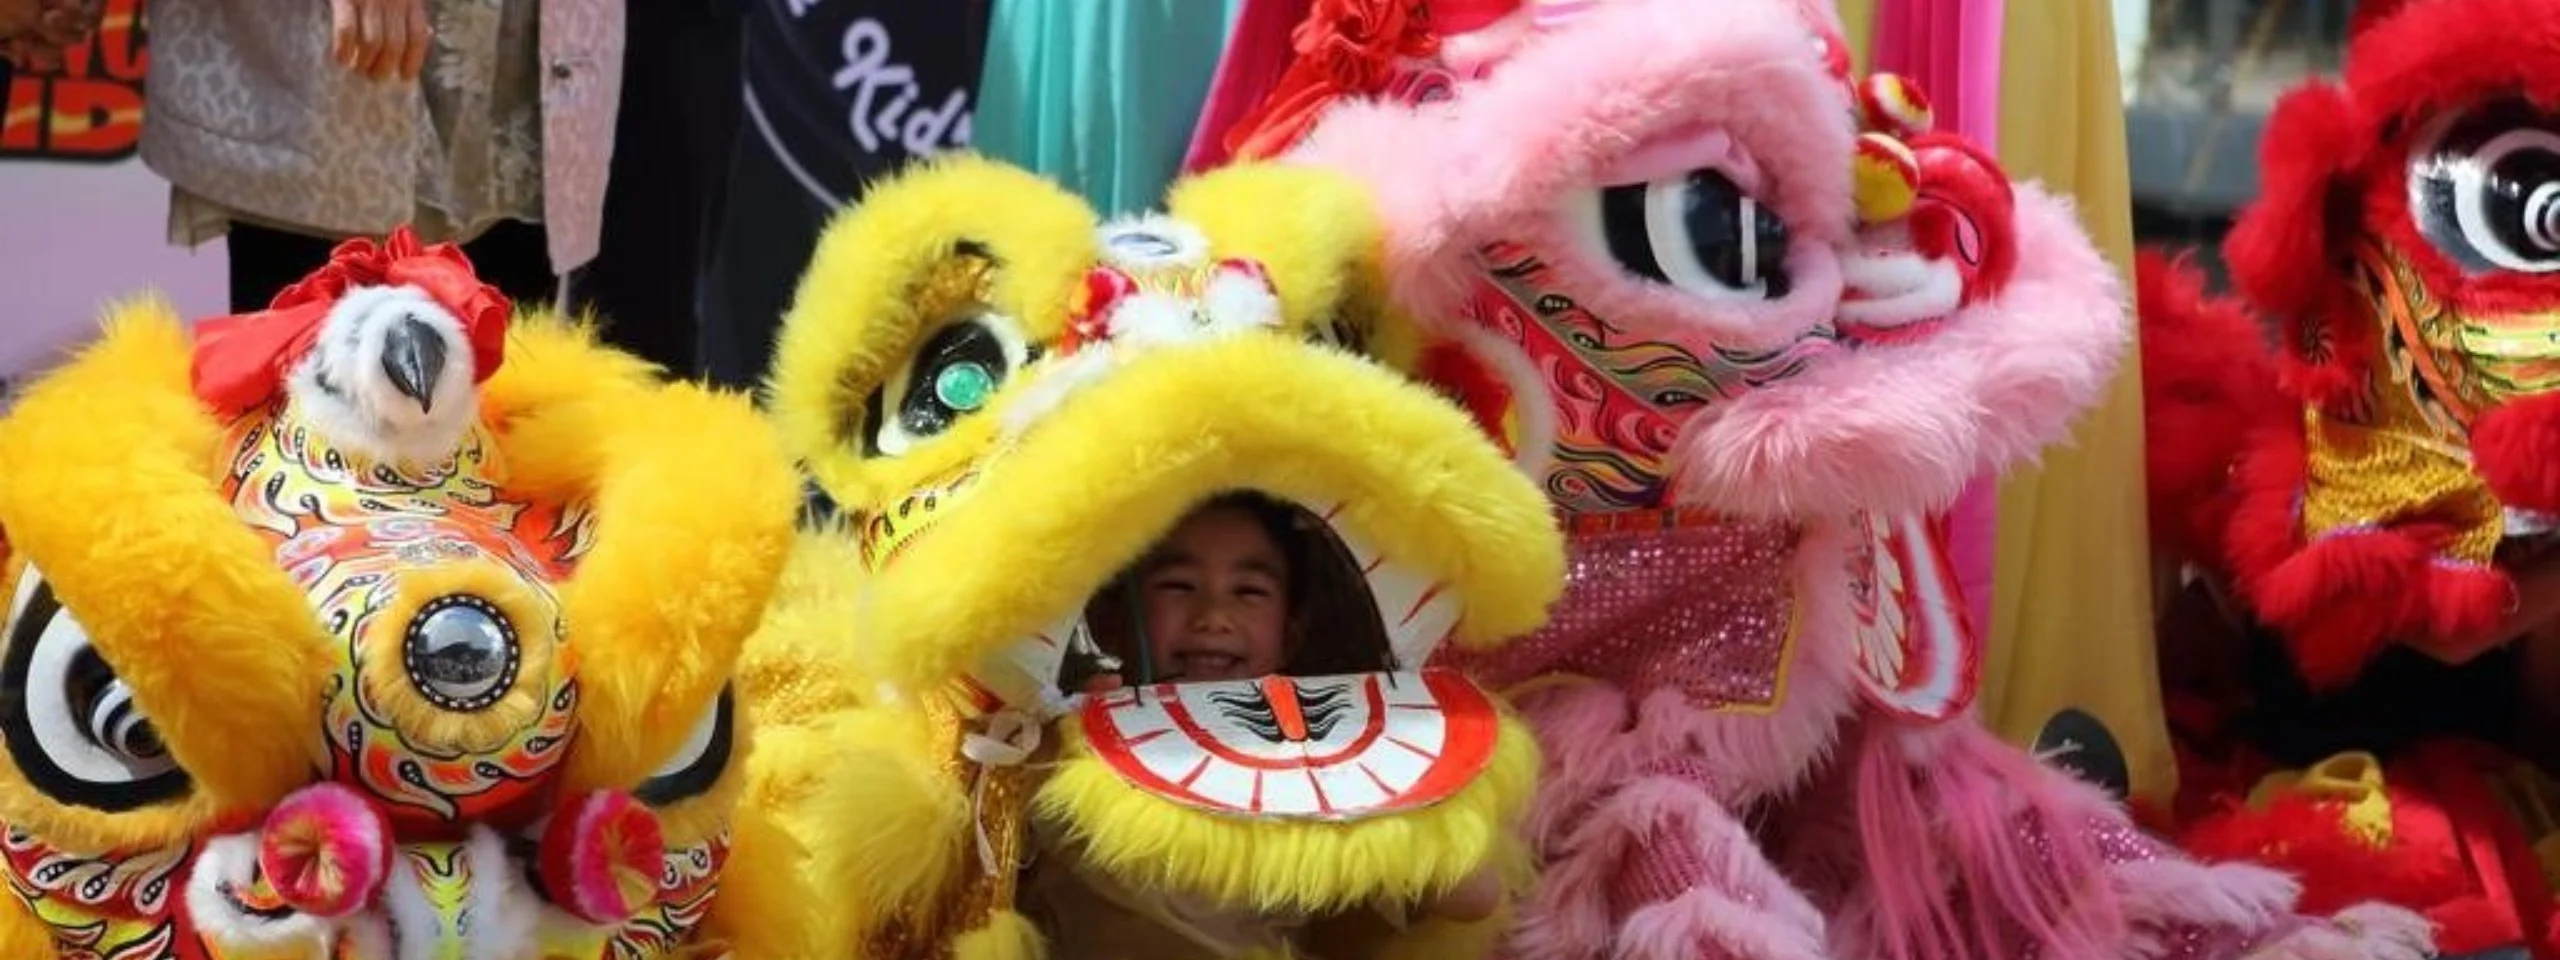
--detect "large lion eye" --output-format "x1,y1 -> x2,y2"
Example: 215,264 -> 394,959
1571,168 -> 1793,301
0,565 -> 188,811
2411,101 -> 2560,275
634,688 -> 734,806
862,314 -> 1033,458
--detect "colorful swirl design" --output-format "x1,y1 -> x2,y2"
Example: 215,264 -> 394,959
1465,243 -> 1834,513
603,834 -> 731,960
215,402 -> 589,827
0,830 -> 188,959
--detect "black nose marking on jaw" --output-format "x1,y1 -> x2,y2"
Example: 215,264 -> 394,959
381,315 -> 448,412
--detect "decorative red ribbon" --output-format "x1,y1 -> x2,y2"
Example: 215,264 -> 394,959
1223,0 -> 1443,162
190,226 -> 510,414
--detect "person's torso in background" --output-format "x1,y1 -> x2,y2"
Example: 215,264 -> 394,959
139,0 -> 622,270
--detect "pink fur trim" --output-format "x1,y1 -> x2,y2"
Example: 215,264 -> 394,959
1511,774 -> 1825,960
257,782 -> 392,919
1293,0 -> 1859,351
2107,859 -> 2299,933
1851,721 -> 2121,960
1670,188 -> 2127,518
1616,883 -> 1829,960
2246,904 -> 2435,960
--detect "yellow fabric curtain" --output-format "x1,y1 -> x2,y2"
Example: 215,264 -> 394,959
1834,0 -> 2172,804
1983,2 -> 2170,805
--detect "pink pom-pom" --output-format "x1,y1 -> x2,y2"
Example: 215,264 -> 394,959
256,783 -> 392,919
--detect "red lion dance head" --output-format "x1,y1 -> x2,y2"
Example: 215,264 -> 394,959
2148,0 -> 2560,687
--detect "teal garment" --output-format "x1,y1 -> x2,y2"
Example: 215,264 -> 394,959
972,0 -> 1246,216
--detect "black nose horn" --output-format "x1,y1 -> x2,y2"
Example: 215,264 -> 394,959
381,315 -> 448,412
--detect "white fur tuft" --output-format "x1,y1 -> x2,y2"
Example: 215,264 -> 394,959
376,827 -> 541,960
1837,246 -> 1963,329
183,833 -> 340,955
1201,269 -> 1284,334
1102,293 -> 1210,350
284,283 -> 481,469
1001,346 -> 1119,442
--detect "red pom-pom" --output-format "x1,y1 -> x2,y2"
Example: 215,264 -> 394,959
537,791 -> 665,925
256,783 -> 392,919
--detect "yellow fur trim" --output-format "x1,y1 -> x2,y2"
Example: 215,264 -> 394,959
1163,164 -> 1420,371
951,909 -> 1046,960
1032,710 -> 1540,916
736,531 -> 876,726
783,708 -> 970,925
768,156 -> 1102,507
478,309 -> 665,447
493,323 -> 799,792
0,305 -> 330,836
356,561 -> 564,756
859,334 -> 1564,694
0,887 -> 54,957
695,710 -> 822,960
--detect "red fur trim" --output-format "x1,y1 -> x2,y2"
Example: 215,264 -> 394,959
2224,84 -> 2371,411
2219,419 -> 2515,684
2345,0 -> 2415,41
2336,0 -> 2560,320
2176,794 -> 2466,918
2135,248 -> 2288,568
2470,392 -> 2560,514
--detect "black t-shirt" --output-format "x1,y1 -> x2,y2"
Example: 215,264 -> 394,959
2235,619 -> 2522,765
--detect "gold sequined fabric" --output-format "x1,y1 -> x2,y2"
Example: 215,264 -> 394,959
2300,406 -> 2504,565
2293,242 -> 2511,565
858,695 -> 1035,959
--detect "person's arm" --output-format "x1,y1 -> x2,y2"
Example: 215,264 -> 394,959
1417,863 -> 1506,922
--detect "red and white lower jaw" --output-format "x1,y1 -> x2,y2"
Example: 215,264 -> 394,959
1082,669 -> 1502,820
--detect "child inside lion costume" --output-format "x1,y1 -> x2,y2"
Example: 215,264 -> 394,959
744,156 -> 1568,960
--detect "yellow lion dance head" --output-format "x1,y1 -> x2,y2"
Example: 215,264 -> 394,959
756,156 -> 1566,959
0,234 -> 803,959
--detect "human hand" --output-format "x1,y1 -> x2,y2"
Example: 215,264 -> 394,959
328,0 -> 429,82
1420,863 -> 1505,923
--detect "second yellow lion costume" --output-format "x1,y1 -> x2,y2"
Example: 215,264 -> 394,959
747,156 -> 1566,959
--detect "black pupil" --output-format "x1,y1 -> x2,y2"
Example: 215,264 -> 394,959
66,648 -> 159,760
1598,169 -> 1791,298
2481,147 -> 2560,258
2413,102 -> 2560,271
895,322 -> 1009,440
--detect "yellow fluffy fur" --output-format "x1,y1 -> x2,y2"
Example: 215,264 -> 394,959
0,303 -> 806,958
861,333 -> 1562,692
768,156 -> 1103,509
1034,710 -> 1541,915
489,313 -> 803,793
747,154 -> 1567,959
0,303 -> 331,849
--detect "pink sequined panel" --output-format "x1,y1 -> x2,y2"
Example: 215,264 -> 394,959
1435,519 -> 1801,709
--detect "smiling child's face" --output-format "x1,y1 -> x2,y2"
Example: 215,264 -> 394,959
1138,503 -> 1294,682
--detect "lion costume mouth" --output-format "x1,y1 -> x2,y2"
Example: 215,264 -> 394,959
761,156 -> 1565,924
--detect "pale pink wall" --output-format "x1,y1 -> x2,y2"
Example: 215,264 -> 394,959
0,158 -> 228,387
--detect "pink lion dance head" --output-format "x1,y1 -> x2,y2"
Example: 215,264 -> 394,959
1293,1 -> 2435,959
